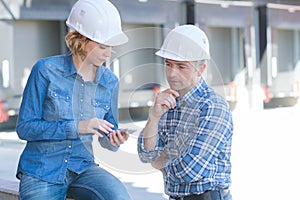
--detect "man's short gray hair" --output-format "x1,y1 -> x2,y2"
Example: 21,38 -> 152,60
196,59 -> 207,66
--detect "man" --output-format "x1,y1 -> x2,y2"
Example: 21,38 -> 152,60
137,25 -> 233,200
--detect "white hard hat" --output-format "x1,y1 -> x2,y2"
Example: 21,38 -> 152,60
156,25 -> 210,61
66,0 -> 128,46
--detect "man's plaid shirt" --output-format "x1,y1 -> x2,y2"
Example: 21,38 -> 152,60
138,78 -> 233,197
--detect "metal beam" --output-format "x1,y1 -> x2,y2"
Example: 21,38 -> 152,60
0,0 -> 15,19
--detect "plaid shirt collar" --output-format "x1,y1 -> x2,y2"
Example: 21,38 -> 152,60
178,77 -> 208,107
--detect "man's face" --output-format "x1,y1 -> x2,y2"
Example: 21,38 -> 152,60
164,59 -> 203,96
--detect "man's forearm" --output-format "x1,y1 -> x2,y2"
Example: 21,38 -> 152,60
143,114 -> 160,150
151,151 -> 167,172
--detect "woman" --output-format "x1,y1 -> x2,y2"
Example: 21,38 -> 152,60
16,0 -> 131,199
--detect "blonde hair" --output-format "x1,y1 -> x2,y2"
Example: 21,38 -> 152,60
65,30 -> 91,60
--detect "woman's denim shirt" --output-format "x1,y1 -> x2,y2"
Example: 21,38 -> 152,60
16,52 -> 120,183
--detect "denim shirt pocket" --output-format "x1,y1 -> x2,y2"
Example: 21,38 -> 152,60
91,99 -> 110,119
44,88 -> 72,120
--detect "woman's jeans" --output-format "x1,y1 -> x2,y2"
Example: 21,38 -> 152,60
19,165 -> 131,200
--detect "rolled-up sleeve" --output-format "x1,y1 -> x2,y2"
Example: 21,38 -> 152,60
137,130 -> 164,163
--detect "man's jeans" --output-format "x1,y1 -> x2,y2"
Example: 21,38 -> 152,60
19,165 -> 131,200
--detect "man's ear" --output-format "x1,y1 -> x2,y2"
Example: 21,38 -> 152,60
197,64 -> 206,76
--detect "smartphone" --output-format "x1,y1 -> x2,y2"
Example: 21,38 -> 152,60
118,128 -> 137,134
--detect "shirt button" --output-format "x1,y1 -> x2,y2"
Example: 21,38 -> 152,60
68,145 -> 71,148
81,83 -> 84,87
80,99 -> 83,102
80,113 -> 83,117
65,160 -> 68,163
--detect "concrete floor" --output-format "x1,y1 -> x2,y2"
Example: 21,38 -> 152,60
1,104 -> 300,200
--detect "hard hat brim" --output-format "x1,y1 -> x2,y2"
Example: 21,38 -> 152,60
155,50 -> 187,61
155,49 -> 210,61
102,32 -> 128,46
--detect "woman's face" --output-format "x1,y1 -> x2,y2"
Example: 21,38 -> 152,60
84,40 -> 112,66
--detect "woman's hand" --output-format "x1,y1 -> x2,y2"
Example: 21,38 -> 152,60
78,117 -> 114,137
109,129 -> 129,146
